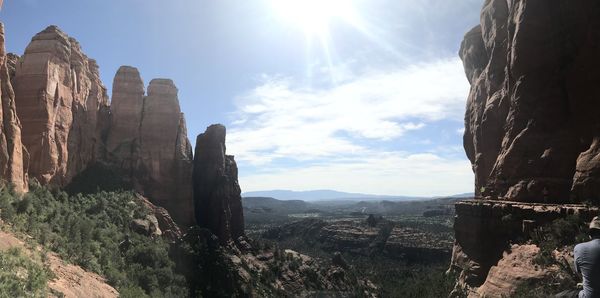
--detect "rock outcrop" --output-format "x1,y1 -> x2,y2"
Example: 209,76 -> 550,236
0,23 -> 28,192
12,26 -> 109,187
461,0 -> 600,203
193,124 -> 244,244
138,79 -> 194,226
6,53 -> 18,79
475,244 -> 555,298
135,193 -> 183,242
449,200 -> 598,292
456,0 -> 600,292
105,66 -> 144,173
106,68 -> 195,227
264,218 -> 453,263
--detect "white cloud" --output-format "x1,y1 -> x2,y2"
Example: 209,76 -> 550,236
240,151 -> 474,197
227,57 -> 472,195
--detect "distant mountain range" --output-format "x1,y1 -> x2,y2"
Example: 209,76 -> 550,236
242,189 -> 474,202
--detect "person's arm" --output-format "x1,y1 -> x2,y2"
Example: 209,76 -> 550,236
574,246 -> 582,276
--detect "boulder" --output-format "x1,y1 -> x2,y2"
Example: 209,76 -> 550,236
193,124 -> 244,244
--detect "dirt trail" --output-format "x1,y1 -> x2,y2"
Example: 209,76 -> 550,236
0,230 -> 118,298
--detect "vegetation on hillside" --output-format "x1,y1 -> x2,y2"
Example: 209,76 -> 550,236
0,181 -> 188,297
511,215 -> 589,296
0,247 -> 50,297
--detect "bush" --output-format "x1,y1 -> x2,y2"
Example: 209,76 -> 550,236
531,216 -> 588,266
0,247 -> 50,297
0,182 -> 188,297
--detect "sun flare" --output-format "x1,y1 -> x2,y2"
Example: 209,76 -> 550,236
270,0 -> 362,37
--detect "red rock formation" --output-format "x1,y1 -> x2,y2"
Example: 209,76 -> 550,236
12,26 -> 109,187
475,244 -> 555,298
461,0 -> 600,203
6,53 -> 18,79
449,200 -> 599,292
193,124 -> 244,244
106,71 -> 195,227
135,193 -> 183,242
0,23 -> 28,192
105,66 -> 144,173
138,79 -> 194,226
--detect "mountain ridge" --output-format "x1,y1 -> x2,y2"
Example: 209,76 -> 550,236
242,189 -> 473,201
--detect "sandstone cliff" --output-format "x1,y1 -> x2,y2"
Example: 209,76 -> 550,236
12,26 -> 109,187
138,79 -> 194,226
193,124 -> 244,244
462,0 -> 600,203
455,1 -> 600,293
0,23 -> 28,193
450,200 -> 597,288
105,66 -> 144,173
106,68 -> 195,226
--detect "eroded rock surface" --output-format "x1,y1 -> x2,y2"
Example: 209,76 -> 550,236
474,245 -> 550,298
264,218 -> 452,262
12,26 -> 109,187
0,23 -> 28,192
193,124 -> 244,244
449,200 -> 598,292
462,0 -> 600,203
135,193 -> 183,241
138,79 -> 194,226
105,66 -> 144,173
106,68 -> 195,226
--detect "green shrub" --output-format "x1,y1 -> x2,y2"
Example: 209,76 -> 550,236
532,216 -> 588,266
0,182 -> 188,297
0,247 -> 50,297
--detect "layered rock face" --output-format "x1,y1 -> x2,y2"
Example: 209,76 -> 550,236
193,124 -> 244,244
449,200 -> 598,292
105,66 -> 144,172
462,0 -> 600,203
12,26 -> 109,187
0,23 -> 28,192
106,68 -> 195,226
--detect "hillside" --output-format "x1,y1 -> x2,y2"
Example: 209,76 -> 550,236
0,229 -> 117,297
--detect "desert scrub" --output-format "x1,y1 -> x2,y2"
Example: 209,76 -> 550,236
0,247 -> 50,297
531,215 -> 588,266
0,181 -> 188,297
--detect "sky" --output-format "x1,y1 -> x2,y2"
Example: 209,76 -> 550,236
1,0 -> 483,196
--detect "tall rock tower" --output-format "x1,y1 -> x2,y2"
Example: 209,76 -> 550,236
193,124 -> 245,244
12,26 -> 109,187
106,67 -> 195,226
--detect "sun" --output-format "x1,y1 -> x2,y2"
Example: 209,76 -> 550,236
270,0 -> 362,38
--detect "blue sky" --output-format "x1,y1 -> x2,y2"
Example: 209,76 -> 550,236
1,0 -> 482,196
